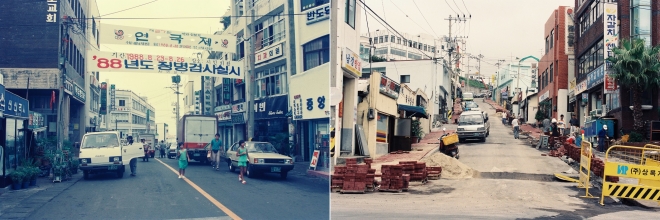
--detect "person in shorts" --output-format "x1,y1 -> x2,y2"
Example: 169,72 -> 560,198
210,134 -> 223,170
237,140 -> 248,184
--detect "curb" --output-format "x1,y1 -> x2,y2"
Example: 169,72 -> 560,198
306,170 -> 329,180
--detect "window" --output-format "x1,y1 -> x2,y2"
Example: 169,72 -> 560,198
391,35 -> 395,42
545,36 -> 549,54
344,0 -> 356,28
302,35 -> 329,71
397,37 -> 401,44
579,1 -> 603,37
407,52 -> 421,60
301,0 -> 329,11
379,36 -> 383,43
384,36 -> 388,42
577,39 -> 604,79
549,29 -> 554,49
631,0 -> 651,46
119,99 -> 126,106
549,64 -> 553,83
400,75 -> 411,83
254,13 -> 285,50
254,64 -> 288,98
390,48 -> 406,57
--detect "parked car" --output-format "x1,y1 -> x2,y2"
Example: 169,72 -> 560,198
462,92 -> 474,101
456,111 -> 490,142
168,145 -> 178,159
225,141 -> 294,179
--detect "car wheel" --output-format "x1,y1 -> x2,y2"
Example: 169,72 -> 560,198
83,171 -> 90,180
246,165 -> 255,178
228,161 -> 235,172
280,171 -> 288,179
117,169 -> 124,178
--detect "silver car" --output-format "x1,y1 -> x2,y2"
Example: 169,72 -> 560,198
457,111 -> 490,142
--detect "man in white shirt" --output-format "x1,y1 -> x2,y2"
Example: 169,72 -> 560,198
502,111 -> 508,125
512,116 -> 520,139
558,114 -> 566,136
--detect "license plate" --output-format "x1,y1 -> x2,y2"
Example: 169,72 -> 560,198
108,165 -> 118,170
474,133 -> 480,136
194,153 -> 200,157
271,167 -> 281,172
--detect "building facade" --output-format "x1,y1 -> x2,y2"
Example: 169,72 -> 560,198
572,0 -> 660,133
538,6 -> 575,121
364,31 -> 442,61
108,90 -> 156,139
495,62 -> 537,114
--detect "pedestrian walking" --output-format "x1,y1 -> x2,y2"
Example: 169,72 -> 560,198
237,140 -> 248,184
141,139 -> 150,162
177,143 -> 189,179
512,116 -> 520,139
558,114 -> 566,136
159,141 -> 166,158
127,136 -> 138,176
569,115 -> 580,135
210,133 -> 223,170
501,111 -> 508,125
598,125 -> 609,152
543,117 -> 551,135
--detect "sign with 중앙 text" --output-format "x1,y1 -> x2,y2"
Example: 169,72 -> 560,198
255,43 -> 284,65
100,24 -> 236,53
87,51 -> 241,78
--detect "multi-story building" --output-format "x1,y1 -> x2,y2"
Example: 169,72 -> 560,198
495,62 -> 538,115
331,0 -> 362,164
107,89 -> 156,139
538,6 -> 575,120
0,0 -> 100,185
572,0 -> 660,133
363,31 -> 442,61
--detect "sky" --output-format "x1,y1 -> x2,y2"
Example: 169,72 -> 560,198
361,0 -> 574,82
94,0 -> 231,138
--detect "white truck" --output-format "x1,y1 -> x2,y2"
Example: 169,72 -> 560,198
177,115 -> 217,164
78,131 -> 144,179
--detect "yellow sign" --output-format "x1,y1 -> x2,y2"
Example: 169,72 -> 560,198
604,161 -> 660,181
569,79 -> 576,91
341,48 -> 362,77
578,140 -> 596,198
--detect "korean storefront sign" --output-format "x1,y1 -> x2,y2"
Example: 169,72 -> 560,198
221,78 -> 233,105
4,91 -> 29,118
574,80 -> 587,94
64,77 -> 86,102
341,48 -> 362,77
604,2 -> 619,94
0,82 -> 5,116
100,82 -> 108,115
292,94 -> 328,120
100,24 -> 236,53
254,96 -> 288,120
46,0 -> 58,23
587,65 -> 605,89
306,3 -> 330,25
232,103 -> 245,113
565,7 -> 575,55
215,110 -> 231,121
214,105 -> 231,112
110,84 -> 116,112
202,76 -> 213,114
87,50 -> 241,78
292,95 -> 304,120
538,90 -> 550,102
254,43 -> 284,65
379,76 -> 400,99
29,111 -> 45,129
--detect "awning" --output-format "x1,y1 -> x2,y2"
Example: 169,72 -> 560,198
398,104 -> 428,118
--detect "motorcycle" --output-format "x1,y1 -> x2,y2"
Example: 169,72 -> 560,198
438,127 -> 459,159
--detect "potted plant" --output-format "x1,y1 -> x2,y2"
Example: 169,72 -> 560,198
9,170 -> 25,190
412,119 -> 424,143
29,167 -> 39,186
21,168 -> 31,189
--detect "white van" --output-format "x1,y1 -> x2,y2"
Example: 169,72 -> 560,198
463,92 -> 474,101
78,131 -> 144,179
457,111 -> 490,142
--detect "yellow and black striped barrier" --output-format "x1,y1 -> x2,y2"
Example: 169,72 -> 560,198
600,144 -> 660,205
578,140 -> 596,198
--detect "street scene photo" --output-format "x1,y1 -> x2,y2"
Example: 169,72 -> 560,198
330,0 -> 660,219
0,0 -> 330,219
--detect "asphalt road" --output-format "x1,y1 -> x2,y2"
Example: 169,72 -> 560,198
25,156 -> 329,220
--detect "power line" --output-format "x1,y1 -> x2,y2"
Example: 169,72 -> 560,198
461,0 -> 472,15
101,0 -> 161,17
444,0 -> 459,16
412,0 -> 440,38
387,0 -> 433,37
77,14 -> 308,20
452,0 -> 464,15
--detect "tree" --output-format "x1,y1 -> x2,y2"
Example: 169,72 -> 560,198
221,16 -> 231,30
370,55 -> 386,63
606,38 -> 660,134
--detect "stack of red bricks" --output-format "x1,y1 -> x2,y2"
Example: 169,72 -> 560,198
380,165 -> 404,191
340,159 -> 369,192
411,162 -> 428,181
561,143 -> 619,183
332,166 -> 346,190
364,158 -> 376,187
427,166 -> 442,178
399,161 -> 416,176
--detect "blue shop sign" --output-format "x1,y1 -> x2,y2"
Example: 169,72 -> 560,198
254,95 -> 288,120
0,83 -> 5,115
587,65 -> 605,89
3,91 -> 29,118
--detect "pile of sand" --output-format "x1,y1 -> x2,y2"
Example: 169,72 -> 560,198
421,152 -> 474,179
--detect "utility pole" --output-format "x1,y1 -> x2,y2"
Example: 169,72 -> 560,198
444,15 -> 469,100
246,7 -> 256,141
167,75 -> 182,141
57,17 -> 72,159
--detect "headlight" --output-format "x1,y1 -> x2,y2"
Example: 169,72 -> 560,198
457,128 -> 465,131
477,127 -> 485,131
253,158 -> 264,164
80,159 -> 88,164
285,159 -> 292,164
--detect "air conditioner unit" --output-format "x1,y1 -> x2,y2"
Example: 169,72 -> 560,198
590,109 -> 602,117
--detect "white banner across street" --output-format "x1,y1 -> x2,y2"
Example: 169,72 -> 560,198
100,24 -> 236,53
87,50 -> 242,78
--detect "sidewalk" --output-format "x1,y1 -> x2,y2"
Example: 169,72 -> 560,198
0,174 -> 82,219
370,125 -> 457,174
291,161 -> 330,180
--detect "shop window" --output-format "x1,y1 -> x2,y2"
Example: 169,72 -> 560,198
400,75 -> 410,83
254,13 -> 285,50
376,113 -> 388,143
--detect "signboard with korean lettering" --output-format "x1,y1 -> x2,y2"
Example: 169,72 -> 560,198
604,3 -> 619,94
46,0 -> 59,23
379,76 -> 400,99
292,94 -> 304,120
232,103 -> 245,113
64,77 -> 86,103
538,91 -> 550,102
254,43 -> 284,65
5,91 -> 29,118
222,78 -> 233,105
575,80 -> 587,95
216,110 -> 231,121
29,111 -> 45,129
100,82 -> 108,115
565,7 -> 575,55
214,105 -> 231,112
587,65 -> 605,89
110,84 -> 116,112
87,50 -> 242,78
306,3 -> 330,25
341,48 -> 362,77
100,24 -> 236,53
202,76 -> 213,115
254,96 -> 288,120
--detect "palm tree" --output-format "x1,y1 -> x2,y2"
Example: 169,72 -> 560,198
606,38 -> 660,134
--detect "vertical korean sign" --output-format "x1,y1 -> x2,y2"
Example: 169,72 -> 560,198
110,84 -> 116,112
604,3 -> 619,94
46,0 -> 58,23
100,82 -> 108,115
202,76 -> 213,115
